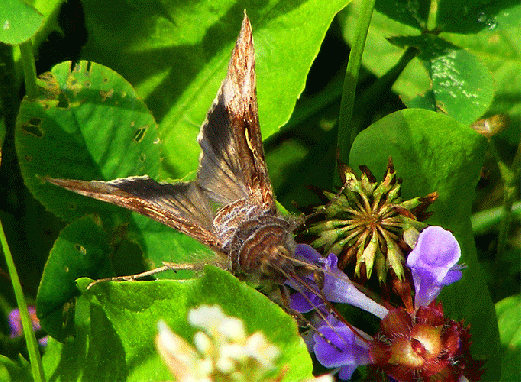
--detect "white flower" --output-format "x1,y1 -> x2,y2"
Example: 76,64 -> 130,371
157,306 -> 281,382
155,320 -> 212,382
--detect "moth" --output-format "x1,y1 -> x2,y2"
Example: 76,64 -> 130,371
47,14 -> 306,286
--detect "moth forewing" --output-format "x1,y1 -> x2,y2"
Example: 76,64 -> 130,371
45,176 -> 222,252
196,14 -> 274,210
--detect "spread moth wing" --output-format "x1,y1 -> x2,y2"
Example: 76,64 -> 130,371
46,176 -> 222,251
197,14 -> 275,210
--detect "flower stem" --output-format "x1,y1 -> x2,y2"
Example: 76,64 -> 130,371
19,41 -> 39,99
487,137 -> 520,294
0,219 -> 46,382
471,202 -> 521,235
337,0 -> 375,166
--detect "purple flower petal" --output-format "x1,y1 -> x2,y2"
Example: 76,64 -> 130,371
8,309 -> 22,338
295,243 -> 322,263
8,306 -> 42,338
338,365 -> 359,380
289,289 -> 323,313
291,245 -> 388,319
406,226 -> 463,307
313,316 -> 370,380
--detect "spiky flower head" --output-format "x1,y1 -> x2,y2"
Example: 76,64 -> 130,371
308,158 -> 437,282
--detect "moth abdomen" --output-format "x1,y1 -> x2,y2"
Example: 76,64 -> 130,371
228,214 -> 297,283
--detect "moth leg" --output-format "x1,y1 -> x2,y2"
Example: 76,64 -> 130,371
86,263 -> 198,289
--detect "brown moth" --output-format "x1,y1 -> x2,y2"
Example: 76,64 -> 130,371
47,14 -> 304,285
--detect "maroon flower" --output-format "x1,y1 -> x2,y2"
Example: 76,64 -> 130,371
370,302 -> 485,382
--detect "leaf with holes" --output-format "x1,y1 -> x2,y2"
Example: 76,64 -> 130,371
17,60 -> 213,290
36,215 -> 112,341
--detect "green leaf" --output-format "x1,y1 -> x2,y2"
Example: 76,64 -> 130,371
375,0 -> 520,34
496,294 -> 521,381
341,1 -> 515,127
0,0 -> 44,45
16,60 -> 161,224
16,61 -> 210,280
349,108 -> 500,380
36,216 -> 112,341
129,214 -> 215,280
390,34 -> 495,126
437,0 -> 521,34
79,1 -> 352,178
374,0 -> 429,29
0,355 -> 32,382
442,5 -> 521,146
43,267 -> 313,382
31,0 -> 67,48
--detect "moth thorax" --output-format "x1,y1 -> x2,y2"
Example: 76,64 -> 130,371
229,214 -> 297,283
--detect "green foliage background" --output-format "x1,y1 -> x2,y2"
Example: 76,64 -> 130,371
1,0 -> 519,381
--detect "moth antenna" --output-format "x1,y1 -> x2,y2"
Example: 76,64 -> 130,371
271,258 -> 354,350
277,250 -> 373,344
278,281 -> 344,353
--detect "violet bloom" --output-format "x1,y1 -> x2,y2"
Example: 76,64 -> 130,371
299,227 -> 465,381
8,306 -> 47,346
290,244 -> 388,319
312,315 -> 371,380
290,244 -> 386,380
406,226 -> 463,307
8,306 -> 41,337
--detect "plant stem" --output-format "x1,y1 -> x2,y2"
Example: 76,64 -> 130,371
337,0 -> 375,166
19,41 -> 39,99
471,201 -> 521,235
427,0 -> 439,31
0,219 -> 46,382
487,137 -> 520,294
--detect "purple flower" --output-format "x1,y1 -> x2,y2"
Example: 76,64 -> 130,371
291,227 -> 465,381
8,306 -> 47,346
290,244 -> 388,319
288,244 -> 386,380
8,306 -> 41,337
312,315 -> 371,380
406,226 -> 463,307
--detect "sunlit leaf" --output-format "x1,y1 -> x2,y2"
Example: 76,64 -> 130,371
80,0 -> 353,178
43,267 -> 313,381
0,0 -> 44,45
390,34 -> 494,125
